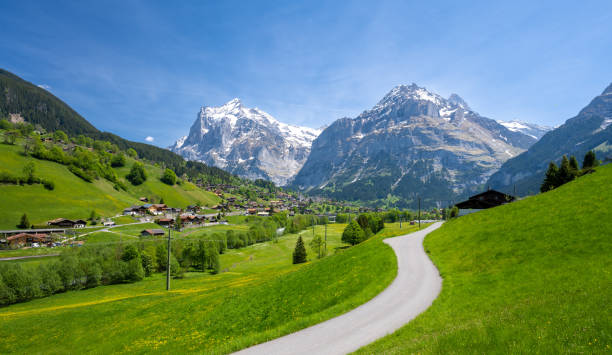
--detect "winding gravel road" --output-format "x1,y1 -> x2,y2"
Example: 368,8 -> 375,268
234,222 -> 444,355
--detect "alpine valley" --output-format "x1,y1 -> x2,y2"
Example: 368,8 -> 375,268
290,84 -> 544,207
170,99 -> 320,185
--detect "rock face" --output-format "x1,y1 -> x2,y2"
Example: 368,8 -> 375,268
290,84 -> 537,207
488,83 -> 612,196
170,99 -> 320,185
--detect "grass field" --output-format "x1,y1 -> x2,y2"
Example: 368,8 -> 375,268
0,222 -> 423,354
356,164 -> 612,354
0,143 -> 220,229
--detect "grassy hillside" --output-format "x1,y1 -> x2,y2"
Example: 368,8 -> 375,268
0,143 -> 219,229
357,164 -> 612,354
0,223 -> 425,353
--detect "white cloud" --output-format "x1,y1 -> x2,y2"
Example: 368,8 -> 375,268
145,136 -> 154,142
37,84 -> 51,90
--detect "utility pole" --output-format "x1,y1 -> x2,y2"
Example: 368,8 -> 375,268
418,197 -> 421,230
324,223 -> 327,255
166,227 -> 171,291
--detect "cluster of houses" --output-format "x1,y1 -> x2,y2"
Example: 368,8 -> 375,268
123,203 -> 182,217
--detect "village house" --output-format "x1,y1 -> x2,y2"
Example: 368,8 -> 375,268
47,218 -> 87,228
157,218 -> 174,226
140,229 -> 166,237
6,233 -> 50,248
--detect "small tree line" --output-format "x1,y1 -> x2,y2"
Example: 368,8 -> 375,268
541,151 -> 599,193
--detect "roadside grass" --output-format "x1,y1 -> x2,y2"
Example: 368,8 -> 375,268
0,143 -> 219,229
356,164 -> 612,354
0,223 -> 422,354
111,215 -> 137,225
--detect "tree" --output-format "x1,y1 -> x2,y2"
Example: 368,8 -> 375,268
569,155 -> 580,174
357,214 -> 370,231
449,206 -> 459,218
126,148 -> 138,158
557,155 -> 575,186
541,162 -> 559,192
342,220 -> 365,246
292,236 -> 307,264
53,130 -> 68,142
126,162 -> 146,185
582,150 -> 598,169
160,168 -> 177,185
141,251 -> 153,277
89,210 -> 98,222
22,161 -> 35,183
111,153 -> 126,167
121,244 -> 139,262
310,234 -> 323,258
17,213 -> 30,229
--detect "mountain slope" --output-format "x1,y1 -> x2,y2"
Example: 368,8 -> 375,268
170,99 -> 320,185
291,84 -> 537,207
0,142 -> 220,228
0,69 -> 98,135
0,68 -> 237,185
358,163 -> 612,354
488,83 -> 612,195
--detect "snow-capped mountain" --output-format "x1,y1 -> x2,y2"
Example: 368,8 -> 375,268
169,98 -> 321,185
290,84 -> 539,207
497,120 -> 552,140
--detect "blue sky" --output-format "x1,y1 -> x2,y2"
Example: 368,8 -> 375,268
1,0 -> 611,146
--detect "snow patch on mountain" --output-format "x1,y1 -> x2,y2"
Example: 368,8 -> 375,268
498,120 -> 552,140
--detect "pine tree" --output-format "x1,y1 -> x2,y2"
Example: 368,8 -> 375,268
569,155 -> 579,174
582,150 -> 598,169
292,236 -> 307,264
540,161 -> 559,192
558,155 -> 574,185
17,213 -> 30,229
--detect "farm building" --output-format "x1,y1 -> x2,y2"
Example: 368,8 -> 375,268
455,190 -> 516,210
140,229 -> 166,237
47,218 -> 87,228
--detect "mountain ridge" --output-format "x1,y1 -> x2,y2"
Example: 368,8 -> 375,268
487,82 -> 612,195
290,83 -> 539,207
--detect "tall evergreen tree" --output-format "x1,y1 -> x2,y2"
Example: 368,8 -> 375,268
569,155 -> 580,173
17,213 -> 30,229
582,150 -> 598,169
292,236 -> 307,264
557,155 -> 575,185
541,162 -> 559,192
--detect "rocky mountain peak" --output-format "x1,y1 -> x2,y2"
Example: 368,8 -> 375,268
448,93 -> 470,110
602,83 -> 612,96
376,84 -> 445,109
171,100 -> 321,185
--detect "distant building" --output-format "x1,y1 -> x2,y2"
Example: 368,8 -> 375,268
140,229 -> 166,237
47,218 -> 87,228
455,190 -> 516,210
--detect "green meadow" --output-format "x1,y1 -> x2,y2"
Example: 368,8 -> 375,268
0,143 -> 220,229
356,164 -> 612,354
0,223 -> 424,353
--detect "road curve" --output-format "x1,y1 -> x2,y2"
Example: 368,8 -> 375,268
234,222 -> 444,355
